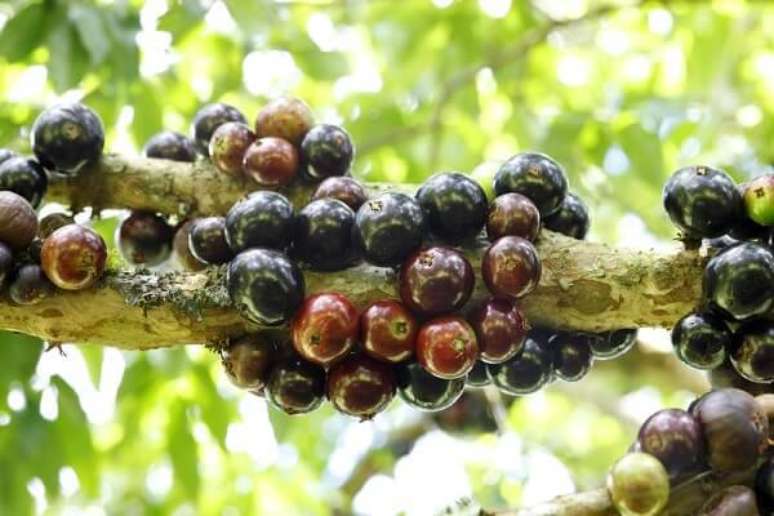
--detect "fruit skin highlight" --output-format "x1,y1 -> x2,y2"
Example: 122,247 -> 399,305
494,152 -> 568,216
606,452 -> 670,516
41,224 -> 107,291
416,316 -> 478,380
416,172 -> 488,243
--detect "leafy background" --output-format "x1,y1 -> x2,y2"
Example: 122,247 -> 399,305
0,0 -> 771,514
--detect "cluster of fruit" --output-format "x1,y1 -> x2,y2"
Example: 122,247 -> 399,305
606,388 -> 772,515
663,166 -> 774,387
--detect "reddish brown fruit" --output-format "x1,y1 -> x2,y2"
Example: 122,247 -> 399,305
327,354 -> 396,419
486,193 -> 541,242
255,96 -> 314,146
0,191 -> 38,251
292,293 -> 359,367
469,298 -> 528,364
482,236 -> 541,298
173,220 -> 206,271
399,246 -> 474,316
360,300 -> 418,363
312,176 -> 368,212
243,137 -> 299,187
41,224 -> 107,290
209,122 -> 255,177
416,316 -> 478,380
221,334 -> 276,391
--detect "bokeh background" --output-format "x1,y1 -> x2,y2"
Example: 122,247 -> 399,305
0,0 -> 772,514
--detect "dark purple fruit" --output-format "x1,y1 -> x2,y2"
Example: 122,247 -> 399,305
192,103 -> 246,156
353,192 -> 426,267
482,236 -> 541,299
549,333 -> 593,382
360,300 -> 418,364
188,217 -> 233,265
225,191 -> 294,254
143,131 -> 197,162
300,124 -> 354,179
327,354 -> 396,419
311,176 -> 368,211
116,211 -> 173,266
242,137 -> 299,187
41,225 -> 107,290
173,220 -> 206,272
292,198 -> 358,271
487,337 -> 553,395
38,213 -> 74,239
636,408 -> 704,482
416,172 -> 488,243
493,152 -> 568,216
265,357 -> 325,415
291,293 -> 359,367
209,122 -> 255,176
396,361 -> 465,411
589,329 -> 637,360
9,264 -> 55,304
699,485 -> 759,516
416,316 -> 478,380
0,156 -> 47,207
486,192 -> 541,242
221,334 -> 276,391
663,165 -> 741,238
756,458 -> 774,513
31,102 -> 104,174
0,242 -> 12,286
672,312 -> 730,370
607,452 -> 670,516
468,297 -> 527,364
0,149 -> 15,165
256,96 -> 314,146
0,191 -> 38,251
399,246 -> 474,316
741,175 -> 774,226
465,361 -> 491,387
543,192 -> 590,239
730,321 -> 774,383
227,248 -> 304,326
703,242 -> 774,321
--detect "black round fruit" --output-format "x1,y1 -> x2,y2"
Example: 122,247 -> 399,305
0,157 -> 47,208
188,217 -> 233,265
9,264 -> 55,305
662,165 -> 741,238
300,124 -> 354,179
703,242 -> 774,321
487,337 -> 553,395
730,321 -> 774,384
353,192 -> 426,267
543,192 -> 590,239
465,361 -> 491,388
637,408 -> 705,482
226,248 -> 305,326
493,152 -> 568,216
550,333 -> 594,382
588,329 -> 637,360
265,357 -> 326,415
672,312 -> 730,370
224,191 -> 294,254
292,198 -> 358,271
416,172 -> 488,243
0,149 -> 15,165
0,242 -> 12,286
396,361 -> 465,412
116,211 -> 174,266
144,131 -> 197,162
191,103 -> 247,156
31,102 -> 104,174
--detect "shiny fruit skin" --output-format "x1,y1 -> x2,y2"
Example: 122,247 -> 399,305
699,485 -> 760,516
482,236 -> 541,299
709,360 -> 772,397
692,388 -> 769,472
221,334 -> 276,391
353,192 -> 426,267
326,354 -> 396,419
493,152 -> 568,216
255,96 -> 314,146
399,246 -> 474,316
311,176 -> 368,212
0,242 -> 12,286
672,312 -> 730,370
486,192 -> 541,242
243,137 -> 299,187
606,452 -> 670,516
468,297 -> 527,364
360,300 -> 417,363
589,329 -> 637,360
543,192 -> 590,239
172,220 -> 206,272
0,191 -> 38,251
742,175 -> 774,226
0,149 -> 15,165
116,211 -> 173,266
730,321 -> 774,383
224,191 -> 294,254
292,198 -> 358,271
416,316 -> 478,380
143,131 -> 197,162
636,408 -> 705,482
300,124 -> 354,179
416,172 -> 488,243
465,361 -> 491,387
41,224 -> 107,290
38,213 -> 74,239
663,165 -> 741,238
188,217 -> 233,265
265,357 -> 325,415
396,361 -> 465,411
31,102 -> 104,174
191,103 -> 246,156
291,293 -> 359,367
703,242 -> 774,321
9,264 -> 55,304
0,156 -> 47,207
227,248 -> 304,326
550,333 -> 593,382
209,122 -> 255,176
487,337 -> 553,395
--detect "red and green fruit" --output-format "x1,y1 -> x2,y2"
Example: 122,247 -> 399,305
41,224 -> 107,290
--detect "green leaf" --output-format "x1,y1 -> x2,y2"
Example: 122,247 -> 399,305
69,5 -> 110,65
0,3 -> 48,62
223,0 -> 275,35
131,83 -> 163,148
158,0 -> 207,40
617,123 -> 664,182
168,402 -> 199,498
47,21 -> 89,92
79,345 -> 103,388
0,332 -> 42,404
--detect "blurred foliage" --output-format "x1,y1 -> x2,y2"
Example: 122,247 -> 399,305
0,0 -> 771,514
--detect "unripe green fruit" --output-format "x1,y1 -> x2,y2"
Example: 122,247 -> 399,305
742,175 -> 774,226
607,452 -> 670,516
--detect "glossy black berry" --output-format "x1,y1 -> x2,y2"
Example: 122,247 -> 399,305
0,242 -> 12,287
31,102 -> 104,174
663,165 -> 741,238
589,329 -> 637,360
709,360 -> 772,397
265,357 -> 325,415
416,172 -> 488,243
487,337 -> 553,395
191,103 -> 247,156
312,176 -> 368,212
730,321 -> 774,384
300,124 -> 354,179
396,361 -> 465,412
225,191 -> 294,254
144,131 -> 197,162
544,192 -> 590,239
116,211 -> 174,266
494,152 -> 568,216
188,217 -> 233,265
292,198 -> 358,271
399,246 -> 474,316
0,157 -> 47,208
227,248 -> 305,326
703,242 -> 774,321
353,192 -> 426,267
0,149 -> 15,165
9,264 -> 55,305
550,333 -> 594,382
672,312 -> 730,370
465,361 -> 491,388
